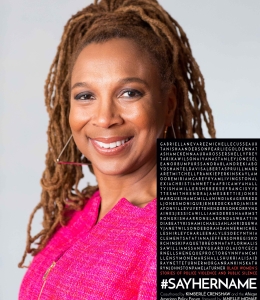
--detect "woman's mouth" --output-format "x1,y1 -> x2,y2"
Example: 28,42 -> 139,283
89,136 -> 133,155
94,137 -> 131,149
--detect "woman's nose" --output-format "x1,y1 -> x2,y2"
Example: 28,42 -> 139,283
91,98 -> 123,128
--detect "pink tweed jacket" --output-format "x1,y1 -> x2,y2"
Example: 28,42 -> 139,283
19,191 -> 156,299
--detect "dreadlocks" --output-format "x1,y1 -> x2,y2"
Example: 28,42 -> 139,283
19,0 -> 216,267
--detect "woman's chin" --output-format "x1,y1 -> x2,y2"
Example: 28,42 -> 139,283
92,164 -> 130,177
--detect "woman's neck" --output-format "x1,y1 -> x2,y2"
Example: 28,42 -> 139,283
94,162 -> 157,222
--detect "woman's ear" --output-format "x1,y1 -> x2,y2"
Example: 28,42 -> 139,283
165,85 -> 177,126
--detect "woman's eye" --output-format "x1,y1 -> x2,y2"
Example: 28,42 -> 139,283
75,93 -> 95,100
120,90 -> 142,98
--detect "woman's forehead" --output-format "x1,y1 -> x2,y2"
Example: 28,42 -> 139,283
71,38 -> 160,85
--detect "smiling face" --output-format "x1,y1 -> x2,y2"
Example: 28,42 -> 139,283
69,38 -> 175,177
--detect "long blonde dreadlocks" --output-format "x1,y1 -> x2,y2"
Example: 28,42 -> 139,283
19,0 -> 216,267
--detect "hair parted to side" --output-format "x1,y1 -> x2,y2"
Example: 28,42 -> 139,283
19,0 -> 216,267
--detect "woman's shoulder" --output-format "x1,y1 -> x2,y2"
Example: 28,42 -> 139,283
59,190 -> 101,234
39,190 -> 101,253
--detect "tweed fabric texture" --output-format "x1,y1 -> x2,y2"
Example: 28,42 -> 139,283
19,191 -> 156,299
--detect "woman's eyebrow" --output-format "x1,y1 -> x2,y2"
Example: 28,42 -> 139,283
119,77 -> 149,87
71,82 -> 90,90
71,77 -> 149,90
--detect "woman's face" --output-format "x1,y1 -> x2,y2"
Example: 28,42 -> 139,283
69,38 -> 175,176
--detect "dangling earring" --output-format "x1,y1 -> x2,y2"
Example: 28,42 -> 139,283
56,134 -> 91,166
171,122 -> 176,139
163,122 -> 176,139
163,126 -> 168,139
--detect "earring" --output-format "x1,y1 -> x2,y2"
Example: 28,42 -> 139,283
163,126 -> 168,139
163,122 -> 176,139
56,134 -> 91,166
171,122 -> 176,139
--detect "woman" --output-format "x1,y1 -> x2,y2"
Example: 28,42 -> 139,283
19,0 -> 216,299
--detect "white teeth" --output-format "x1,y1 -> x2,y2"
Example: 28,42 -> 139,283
110,142 -> 117,148
95,138 -> 130,149
102,143 -> 110,149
